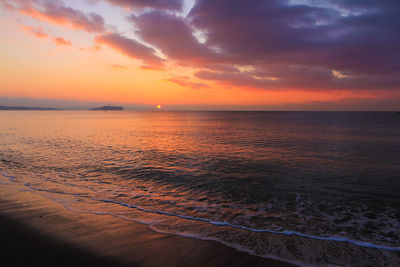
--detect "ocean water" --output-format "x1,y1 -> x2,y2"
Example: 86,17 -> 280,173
1,111 -> 399,264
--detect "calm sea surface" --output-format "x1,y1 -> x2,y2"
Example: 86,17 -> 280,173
1,111 -> 399,260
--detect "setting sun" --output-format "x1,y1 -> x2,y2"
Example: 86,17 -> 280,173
157,105 -> 162,109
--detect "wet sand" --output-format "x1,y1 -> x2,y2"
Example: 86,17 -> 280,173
0,183 -> 294,267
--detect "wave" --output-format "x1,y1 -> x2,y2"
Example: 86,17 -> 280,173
97,198 -> 400,252
3,168 -> 399,255
19,180 -> 400,252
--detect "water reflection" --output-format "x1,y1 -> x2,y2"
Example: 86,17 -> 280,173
0,111 -> 399,264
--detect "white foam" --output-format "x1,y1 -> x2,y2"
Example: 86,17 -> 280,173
98,198 -> 400,251
21,184 -> 400,252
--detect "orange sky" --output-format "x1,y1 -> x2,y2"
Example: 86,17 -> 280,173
0,0 -> 399,110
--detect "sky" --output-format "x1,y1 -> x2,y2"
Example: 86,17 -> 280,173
0,0 -> 399,110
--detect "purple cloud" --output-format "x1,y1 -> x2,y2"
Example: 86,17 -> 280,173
95,32 -> 164,69
3,0 -> 105,33
195,66 -> 400,91
100,0 -> 183,11
184,0 -> 400,89
127,0 -> 399,91
132,11 -> 222,64
189,0 -> 400,74
165,76 -> 209,89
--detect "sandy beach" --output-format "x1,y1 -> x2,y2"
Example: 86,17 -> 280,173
0,181 -> 294,267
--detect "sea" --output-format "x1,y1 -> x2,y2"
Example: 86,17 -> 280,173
0,111 -> 399,265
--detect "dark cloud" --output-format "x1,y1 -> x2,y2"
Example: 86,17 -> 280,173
126,0 -> 399,90
100,0 -> 183,11
189,0 -> 400,73
195,66 -> 400,91
132,11 -> 222,64
3,0 -> 105,33
195,70 -> 276,89
186,0 -> 400,90
95,32 -> 164,69
198,64 -> 241,73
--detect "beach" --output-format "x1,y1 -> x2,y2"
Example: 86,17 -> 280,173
0,180 -> 293,267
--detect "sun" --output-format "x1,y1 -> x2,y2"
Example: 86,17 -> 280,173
157,105 -> 162,109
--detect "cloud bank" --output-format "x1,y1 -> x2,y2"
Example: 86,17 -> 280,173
3,0 -> 399,100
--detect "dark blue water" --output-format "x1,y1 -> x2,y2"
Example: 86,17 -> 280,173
0,111 -> 399,264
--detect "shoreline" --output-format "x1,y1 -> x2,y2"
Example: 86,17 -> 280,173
0,181 -> 294,267
1,172 -> 400,266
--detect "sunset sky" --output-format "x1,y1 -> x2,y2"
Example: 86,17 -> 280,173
0,0 -> 399,110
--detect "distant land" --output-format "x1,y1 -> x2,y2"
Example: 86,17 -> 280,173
90,106 -> 123,111
0,105 -> 57,110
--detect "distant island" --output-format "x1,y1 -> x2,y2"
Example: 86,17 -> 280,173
90,106 -> 123,111
0,105 -> 57,110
